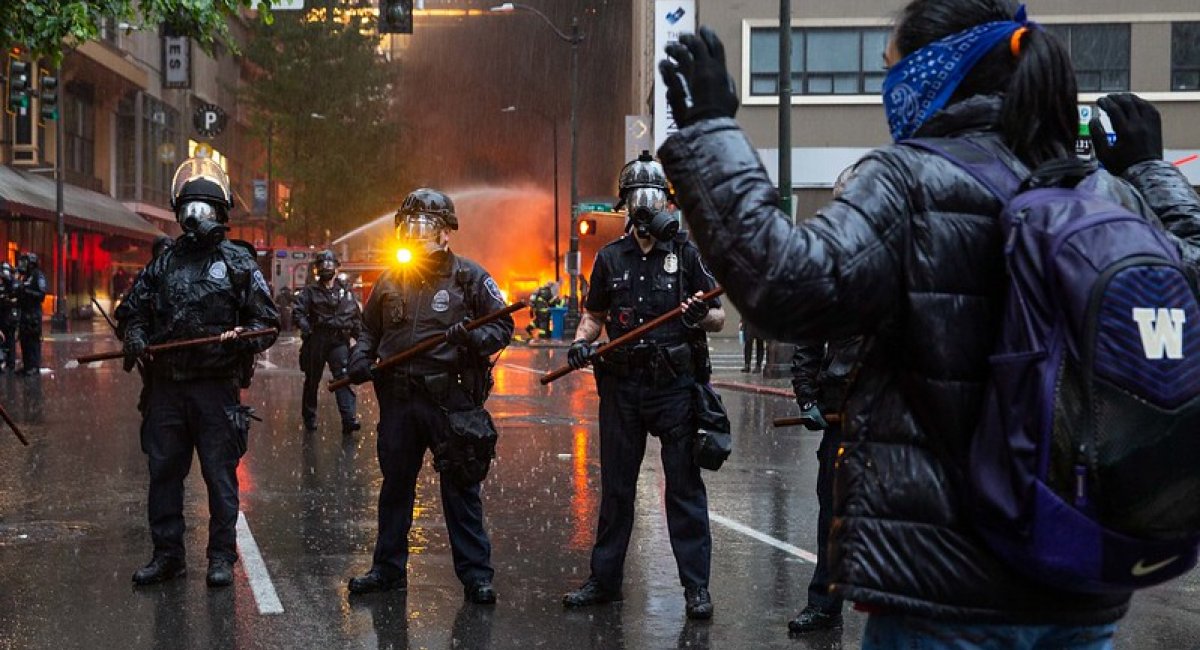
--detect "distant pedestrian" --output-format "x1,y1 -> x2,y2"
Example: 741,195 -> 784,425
14,253 -> 46,376
739,319 -> 764,373
111,267 -> 131,310
275,285 -> 295,332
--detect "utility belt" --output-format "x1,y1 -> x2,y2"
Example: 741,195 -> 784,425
378,367 -> 487,406
599,340 -> 697,387
313,325 -> 354,339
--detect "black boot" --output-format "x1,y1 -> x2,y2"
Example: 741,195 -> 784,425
342,419 -> 361,436
206,559 -> 234,588
685,587 -> 713,620
464,580 -> 497,604
787,605 -> 842,634
132,556 -> 186,586
562,579 -> 622,607
348,568 -> 406,595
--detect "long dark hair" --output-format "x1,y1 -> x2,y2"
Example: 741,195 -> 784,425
894,0 -> 1077,166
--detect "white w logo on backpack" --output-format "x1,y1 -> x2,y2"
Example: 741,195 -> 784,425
1132,308 -> 1187,360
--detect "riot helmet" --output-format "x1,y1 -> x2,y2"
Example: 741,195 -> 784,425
16,252 -> 37,273
617,151 -> 678,242
395,188 -> 456,257
170,156 -> 233,246
315,249 -> 339,281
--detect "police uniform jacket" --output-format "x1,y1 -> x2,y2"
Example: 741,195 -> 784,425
353,251 -> 513,378
660,96 -> 1200,624
585,234 -> 718,349
17,269 -> 46,325
121,239 -> 280,382
294,279 -> 361,337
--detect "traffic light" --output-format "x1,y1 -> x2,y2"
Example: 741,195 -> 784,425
379,0 -> 413,34
38,70 -> 57,124
579,218 -> 597,236
6,54 -> 30,114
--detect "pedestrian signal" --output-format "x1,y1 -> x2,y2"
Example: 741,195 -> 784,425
379,0 -> 414,34
579,219 -> 597,236
38,70 -> 57,124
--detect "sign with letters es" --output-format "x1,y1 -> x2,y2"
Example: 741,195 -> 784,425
193,104 -> 227,138
163,35 -> 191,89
654,0 -> 696,150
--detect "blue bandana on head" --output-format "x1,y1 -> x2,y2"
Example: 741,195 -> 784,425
883,5 -> 1032,141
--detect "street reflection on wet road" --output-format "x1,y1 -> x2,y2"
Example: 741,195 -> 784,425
0,333 -> 1196,648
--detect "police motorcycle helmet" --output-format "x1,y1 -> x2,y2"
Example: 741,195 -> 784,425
315,249 -> 340,281
170,156 -> 234,245
615,151 -> 678,242
396,188 -> 457,257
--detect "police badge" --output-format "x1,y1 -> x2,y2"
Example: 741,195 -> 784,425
664,253 -> 678,274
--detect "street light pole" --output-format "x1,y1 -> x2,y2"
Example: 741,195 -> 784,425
51,63 -> 67,333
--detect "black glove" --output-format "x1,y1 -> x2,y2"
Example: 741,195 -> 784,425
1090,93 -> 1163,176
123,337 -> 147,373
567,340 -> 596,370
681,296 -> 708,329
659,26 -> 739,129
798,401 -> 828,430
346,354 -> 375,385
445,317 -> 474,348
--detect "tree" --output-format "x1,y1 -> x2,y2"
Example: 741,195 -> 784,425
1,1 -> 273,63
241,6 -> 404,243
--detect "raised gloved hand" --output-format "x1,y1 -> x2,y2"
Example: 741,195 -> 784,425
123,337 -> 147,373
681,294 -> 709,329
568,339 -> 597,370
346,354 -> 375,385
798,401 -> 828,430
445,317 -> 474,348
659,26 -> 739,129
1090,93 -> 1163,176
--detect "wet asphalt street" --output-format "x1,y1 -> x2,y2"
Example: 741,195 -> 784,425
0,331 -> 1197,649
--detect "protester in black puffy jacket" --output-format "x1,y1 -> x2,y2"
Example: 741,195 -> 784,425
657,0 -> 1200,646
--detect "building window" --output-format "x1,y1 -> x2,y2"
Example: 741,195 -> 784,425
115,92 -> 180,205
1044,24 -> 1130,92
63,83 -> 96,183
1173,23 -> 1200,91
748,27 -> 890,96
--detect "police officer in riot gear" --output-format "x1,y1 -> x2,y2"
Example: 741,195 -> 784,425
295,249 -> 362,434
119,156 -> 279,588
14,252 -> 47,375
562,153 -> 725,619
0,263 -> 18,372
346,188 -> 513,604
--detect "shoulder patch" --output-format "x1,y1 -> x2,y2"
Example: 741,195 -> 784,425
209,260 -> 228,280
484,276 -> 504,303
252,269 -> 271,295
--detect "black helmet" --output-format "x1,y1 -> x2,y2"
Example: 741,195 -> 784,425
615,150 -> 669,211
170,156 -> 233,219
315,249 -> 340,266
396,188 -> 458,231
20,252 -> 38,268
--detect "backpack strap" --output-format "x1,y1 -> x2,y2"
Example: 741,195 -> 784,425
904,137 -> 1025,201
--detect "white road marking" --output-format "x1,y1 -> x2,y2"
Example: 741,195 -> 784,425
501,362 -> 593,376
709,512 -> 818,564
236,511 -> 284,615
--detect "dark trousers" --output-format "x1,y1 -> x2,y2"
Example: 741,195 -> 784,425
18,320 -> 40,370
300,332 -> 356,426
371,381 -> 493,586
590,371 -> 711,591
142,377 -> 243,563
743,336 -> 764,368
808,421 -> 844,612
0,324 -> 15,370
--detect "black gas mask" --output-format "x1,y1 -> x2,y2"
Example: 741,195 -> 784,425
178,201 -> 228,246
318,260 -> 337,282
625,187 -> 679,242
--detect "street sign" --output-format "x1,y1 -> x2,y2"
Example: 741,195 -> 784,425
253,179 -> 269,214
193,103 -> 227,138
271,0 -> 305,8
163,35 -> 191,89
579,202 -> 613,213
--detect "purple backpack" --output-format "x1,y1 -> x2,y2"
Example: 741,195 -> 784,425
909,137 -> 1200,593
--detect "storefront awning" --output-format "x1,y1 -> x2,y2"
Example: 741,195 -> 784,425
0,166 -> 165,241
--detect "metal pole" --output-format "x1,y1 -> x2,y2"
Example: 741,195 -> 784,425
51,63 -> 67,333
778,0 -> 793,220
265,120 -> 273,255
565,18 -> 581,333
552,119 -> 560,285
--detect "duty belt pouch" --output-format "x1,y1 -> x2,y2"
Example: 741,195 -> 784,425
436,407 -> 499,488
692,383 -> 732,471
224,405 -> 260,458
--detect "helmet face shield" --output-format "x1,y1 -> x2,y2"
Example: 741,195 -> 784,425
179,201 -> 220,225
625,187 -> 668,215
171,157 -> 232,208
396,215 -> 446,242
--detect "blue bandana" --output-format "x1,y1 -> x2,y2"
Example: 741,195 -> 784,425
883,5 -> 1032,141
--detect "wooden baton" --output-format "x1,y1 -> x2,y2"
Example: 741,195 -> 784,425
773,413 -> 841,428
328,301 -> 526,392
540,286 -> 725,385
75,328 -> 278,364
0,401 -> 28,446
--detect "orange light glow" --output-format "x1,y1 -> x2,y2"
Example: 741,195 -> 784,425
396,248 -> 413,264
579,220 -> 591,235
